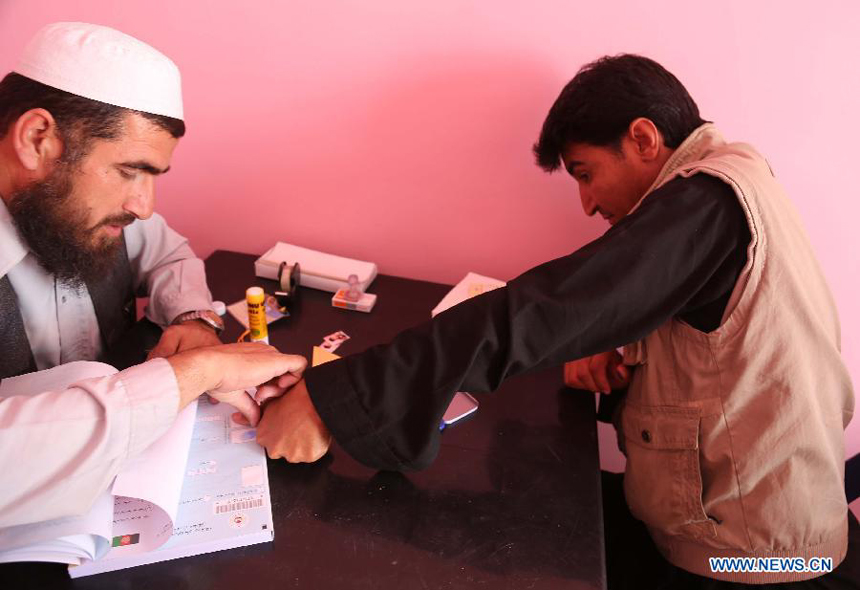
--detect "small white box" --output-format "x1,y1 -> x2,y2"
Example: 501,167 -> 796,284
331,290 -> 377,313
255,242 -> 377,293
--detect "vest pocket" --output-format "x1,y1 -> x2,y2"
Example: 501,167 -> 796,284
621,403 -> 716,540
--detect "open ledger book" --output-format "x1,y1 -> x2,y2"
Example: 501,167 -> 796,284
0,362 -> 274,578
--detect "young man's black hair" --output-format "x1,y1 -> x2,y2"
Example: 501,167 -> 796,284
533,54 -> 706,172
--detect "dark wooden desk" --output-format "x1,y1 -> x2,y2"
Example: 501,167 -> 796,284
7,250 -> 606,590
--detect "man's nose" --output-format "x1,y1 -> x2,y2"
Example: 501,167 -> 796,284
579,190 -> 598,217
123,177 -> 155,220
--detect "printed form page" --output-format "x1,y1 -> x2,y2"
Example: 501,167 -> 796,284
71,397 -> 274,577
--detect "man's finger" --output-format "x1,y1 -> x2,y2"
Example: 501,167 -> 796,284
590,357 -> 612,393
564,362 -> 577,387
277,372 -> 302,390
255,383 -> 286,404
566,361 -> 591,391
576,365 -> 599,393
608,358 -> 632,389
593,370 -> 611,394
218,391 -> 261,427
279,356 -> 308,379
147,330 -> 181,360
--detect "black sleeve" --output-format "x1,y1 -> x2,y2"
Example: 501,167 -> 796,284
304,173 -> 749,471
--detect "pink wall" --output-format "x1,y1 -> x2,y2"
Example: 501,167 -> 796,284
1,2 -> 858,459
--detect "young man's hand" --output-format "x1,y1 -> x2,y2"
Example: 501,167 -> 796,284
564,350 -> 630,394
255,379 -> 332,463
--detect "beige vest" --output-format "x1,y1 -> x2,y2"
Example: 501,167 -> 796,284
618,124 -> 855,583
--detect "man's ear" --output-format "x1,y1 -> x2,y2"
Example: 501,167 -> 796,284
627,117 -> 662,162
12,108 -> 63,174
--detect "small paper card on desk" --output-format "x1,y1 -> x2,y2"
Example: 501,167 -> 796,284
312,346 -> 340,367
431,272 -> 505,317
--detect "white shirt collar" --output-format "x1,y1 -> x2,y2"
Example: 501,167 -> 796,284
0,197 -> 29,279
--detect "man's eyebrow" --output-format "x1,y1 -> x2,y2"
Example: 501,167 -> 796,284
118,161 -> 170,175
565,160 -> 584,176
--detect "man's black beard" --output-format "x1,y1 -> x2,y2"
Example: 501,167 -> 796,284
7,167 -> 130,290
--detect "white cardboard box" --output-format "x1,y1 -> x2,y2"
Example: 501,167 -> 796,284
255,242 -> 377,293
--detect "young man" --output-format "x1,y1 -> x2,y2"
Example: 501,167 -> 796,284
255,55 -> 857,587
0,23 -> 306,528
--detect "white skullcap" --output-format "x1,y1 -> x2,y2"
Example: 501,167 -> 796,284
14,22 -> 184,121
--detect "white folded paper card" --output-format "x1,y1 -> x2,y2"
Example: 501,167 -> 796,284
255,242 -> 377,294
431,272 -> 506,317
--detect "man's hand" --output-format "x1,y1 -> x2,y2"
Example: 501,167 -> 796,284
147,321 -> 222,360
166,343 -> 307,427
564,350 -> 631,394
256,379 -> 332,463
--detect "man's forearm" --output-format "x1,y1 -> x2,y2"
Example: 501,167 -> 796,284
166,349 -> 217,410
125,214 -> 214,326
0,360 -> 179,527
301,176 -> 749,471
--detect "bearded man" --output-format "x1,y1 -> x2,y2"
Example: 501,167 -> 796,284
0,23 -> 306,528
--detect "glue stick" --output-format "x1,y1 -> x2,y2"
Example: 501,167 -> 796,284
246,287 -> 269,344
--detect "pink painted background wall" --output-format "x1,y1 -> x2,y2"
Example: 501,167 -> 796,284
1,2 -> 858,463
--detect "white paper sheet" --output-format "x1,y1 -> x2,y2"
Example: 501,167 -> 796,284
431,272 -> 505,317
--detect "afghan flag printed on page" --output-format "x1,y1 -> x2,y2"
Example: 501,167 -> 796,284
111,533 -> 140,548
